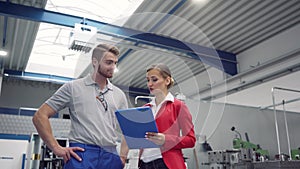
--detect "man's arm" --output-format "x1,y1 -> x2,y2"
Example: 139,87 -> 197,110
120,136 -> 129,167
32,103 -> 84,163
32,103 -> 59,151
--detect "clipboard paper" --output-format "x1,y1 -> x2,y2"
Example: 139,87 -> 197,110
115,107 -> 159,149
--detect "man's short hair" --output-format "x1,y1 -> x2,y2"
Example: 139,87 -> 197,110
92,44 -> 120,60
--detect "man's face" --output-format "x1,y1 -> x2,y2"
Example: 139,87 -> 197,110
96,52 -> 118,78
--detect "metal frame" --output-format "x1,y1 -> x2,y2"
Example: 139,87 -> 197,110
270,87 -> 300,159
0,1 -> 237,75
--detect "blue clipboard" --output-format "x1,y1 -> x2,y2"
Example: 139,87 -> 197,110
115,107 -> 159,149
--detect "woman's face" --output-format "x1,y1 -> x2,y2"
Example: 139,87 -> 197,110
146,69 -> 170,95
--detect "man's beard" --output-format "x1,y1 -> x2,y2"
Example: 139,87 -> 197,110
97,65 -> 113,78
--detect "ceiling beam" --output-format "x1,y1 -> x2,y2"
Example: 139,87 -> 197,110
0,1 -> 237,75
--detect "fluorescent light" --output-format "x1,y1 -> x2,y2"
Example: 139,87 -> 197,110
192,0 -> 208,4
26,0 -> 144,78
0,50 -> 8,56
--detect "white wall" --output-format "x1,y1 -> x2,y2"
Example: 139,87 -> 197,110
184,98 -> 300,169
1,78 -> 300,169
237,24 -> 300,73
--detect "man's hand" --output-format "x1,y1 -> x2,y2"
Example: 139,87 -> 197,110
52,145 -> 85,163
120,156 -> 127,168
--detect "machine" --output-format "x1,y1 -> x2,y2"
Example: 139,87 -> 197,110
231,126 -> 269,162
291,148 -> 300,160
204,127 -> 271,169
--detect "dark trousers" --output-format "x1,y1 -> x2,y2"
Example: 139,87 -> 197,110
64,143 -> 122,169
139,158 -> 168,169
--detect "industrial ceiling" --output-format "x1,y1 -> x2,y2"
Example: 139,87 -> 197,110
0,0 -> 300,113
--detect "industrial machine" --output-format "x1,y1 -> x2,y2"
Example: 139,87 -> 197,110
204,127 -> 271,169
26,133 -> 43,169
291,148 -> 300,160
231,126 -> 269,162
25,133 -> 68,169
39,138 -> 68,169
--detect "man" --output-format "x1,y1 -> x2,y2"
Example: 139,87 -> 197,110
32,44 -> 128,169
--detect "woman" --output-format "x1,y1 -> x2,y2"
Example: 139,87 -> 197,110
139,63 -> 196,169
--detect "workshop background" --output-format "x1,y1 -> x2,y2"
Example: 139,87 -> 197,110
0,0 -> 300,169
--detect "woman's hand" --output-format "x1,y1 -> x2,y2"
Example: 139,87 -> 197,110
145,132 -> 165,145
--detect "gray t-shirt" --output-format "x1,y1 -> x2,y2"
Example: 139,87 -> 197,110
46,74 -> 128,146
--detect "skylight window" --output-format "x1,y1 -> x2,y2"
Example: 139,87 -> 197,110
25,0 -> 144,79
